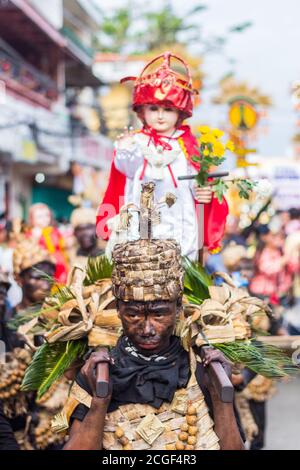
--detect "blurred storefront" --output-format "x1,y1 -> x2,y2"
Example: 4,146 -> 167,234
0,0 -> 112,221
255,158 -> 300,211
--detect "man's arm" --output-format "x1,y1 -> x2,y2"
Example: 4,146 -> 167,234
64,398 -> 108,450
63,349 -> 113,451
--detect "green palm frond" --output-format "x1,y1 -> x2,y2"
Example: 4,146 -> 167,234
7,306 -> 41,330
84,255 -> 114,286
215,340 -> 299,378
21,340 -> 87,399
36,286 -> 75,324
183,256 -> 212,303
53,285 -> 75,305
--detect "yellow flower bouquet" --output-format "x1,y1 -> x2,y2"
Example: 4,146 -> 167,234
193,126 -> 255,202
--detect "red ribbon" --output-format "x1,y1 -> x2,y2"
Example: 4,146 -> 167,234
139,127 -> 179,187
141,127 -> 177,151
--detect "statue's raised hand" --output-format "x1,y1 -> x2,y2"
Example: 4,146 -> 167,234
116,126 -> 136,150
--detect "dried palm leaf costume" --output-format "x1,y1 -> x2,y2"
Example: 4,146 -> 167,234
19,184 -> 298,450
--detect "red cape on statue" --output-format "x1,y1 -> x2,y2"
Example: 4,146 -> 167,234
96,125 -> 228,254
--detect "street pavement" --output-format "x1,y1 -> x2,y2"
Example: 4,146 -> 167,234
265,376 -> 300,449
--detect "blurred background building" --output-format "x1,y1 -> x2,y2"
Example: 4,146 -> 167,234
0,0 -> 112,221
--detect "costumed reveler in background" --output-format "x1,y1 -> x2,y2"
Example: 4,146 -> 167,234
68,201 -> 103,271
96,52 -> 228,259
0,236 -> 68,449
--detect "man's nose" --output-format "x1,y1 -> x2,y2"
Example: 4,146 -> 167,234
141,318 -> 155,336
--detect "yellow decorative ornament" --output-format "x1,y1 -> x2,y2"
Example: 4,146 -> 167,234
229,100 -> 258,131
226,140 -> 235,152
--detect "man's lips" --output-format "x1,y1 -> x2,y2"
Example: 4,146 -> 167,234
136,340 -> 161,349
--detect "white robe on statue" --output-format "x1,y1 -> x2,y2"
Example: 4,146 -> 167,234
106,130 -> 200,260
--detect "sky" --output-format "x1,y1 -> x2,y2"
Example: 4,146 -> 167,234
96,0 -> 300,157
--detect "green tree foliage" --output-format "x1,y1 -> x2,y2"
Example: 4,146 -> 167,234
93,8 -> 131,52
94,1 -> 252,55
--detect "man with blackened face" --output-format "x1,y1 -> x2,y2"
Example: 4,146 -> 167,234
64,238 -> 244,451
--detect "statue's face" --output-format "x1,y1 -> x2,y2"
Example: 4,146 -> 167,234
118,299 -> 178,355
143,105 -> 179,135
74,223 -> 96,251
19,262 -> 55,304
31,207 -> 51,229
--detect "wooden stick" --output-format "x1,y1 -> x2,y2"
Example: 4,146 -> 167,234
95,346 -> 110,398
178,171 -> 229,181
257,335 -> 300,350
200,345 -> 234,403
96,362 -> 110,398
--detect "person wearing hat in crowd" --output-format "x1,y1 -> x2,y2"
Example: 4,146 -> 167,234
64,183 -> 243,451
250,224 -> 298,308
69,205 -> 104,270
13,236 -> 56,316
96,51 -> 228,260
0,237 -> 67,450
221,238 -> 285,450
0,238 -> 54,448
221,243 -> 250,289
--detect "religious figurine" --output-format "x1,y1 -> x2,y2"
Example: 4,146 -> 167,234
96,51 -> 228,259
